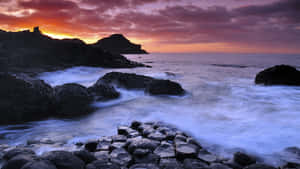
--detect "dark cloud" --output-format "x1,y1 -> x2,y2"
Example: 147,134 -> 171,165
0,0 -> 300,52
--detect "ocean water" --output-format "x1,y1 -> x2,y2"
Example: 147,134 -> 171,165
1,53 -> 300,165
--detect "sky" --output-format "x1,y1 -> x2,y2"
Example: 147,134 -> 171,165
0,0 -> 300,54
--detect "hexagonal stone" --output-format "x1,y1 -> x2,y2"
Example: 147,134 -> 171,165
148,132 -> 166,141
133,153 -> 159,164
154,143 -> 175,158
197,150 -> 217,163
118,126 -> 135,136
110,142 -> 127,150
128,138 -> 160,153
97,140 -> 111,151
183,158 -> 209,169
210,163 -> 233,169
86,160 -> 120,169
159,158 -> 183,169
111,135 -> 127,142
94,151 -> 110,162
133,149 -> 150,157
110,148 -> 132,166
130,121 -> 142,130
233,152 -> 256,167
176,144 -> 198,159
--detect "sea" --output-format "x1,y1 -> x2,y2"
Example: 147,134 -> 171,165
1,53 -> 300,165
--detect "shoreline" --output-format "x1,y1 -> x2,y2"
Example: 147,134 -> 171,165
0,121 -> 299,169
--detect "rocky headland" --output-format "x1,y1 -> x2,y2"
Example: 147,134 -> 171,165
1,121 -> 299,169
92,34 -> 148,54
0,27 -> 147,75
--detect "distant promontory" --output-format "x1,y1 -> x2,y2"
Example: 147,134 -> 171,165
93,34 -> 148,54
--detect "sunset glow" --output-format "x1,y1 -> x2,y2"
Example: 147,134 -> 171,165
0,0 -> 299,53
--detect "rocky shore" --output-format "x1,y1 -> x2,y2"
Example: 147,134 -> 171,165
1,121 -> 299,169
0,72 -> 185,124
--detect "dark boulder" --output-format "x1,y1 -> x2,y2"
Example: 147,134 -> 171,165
127,138 -> 160,153
0,73 -> 54,124
54,83 -> 94,116
175,143 -> 199,159
85,141 -> 99,152
2,154 -> 35,169
42,151 -> 85,169
88,81 -> 120,101
73,150 -> 96,164
159,158 -> 183,169
21,160 -> 57,169
99,72 -> 185,96
233,152 -> 256,167
110,148 -> 132,166
255,65 -> 300,86
129,163 -> 159,169
154,142 -> 175,158
146,79 -> 185,95
3,148 -> 35,161
183,158 -> 209,169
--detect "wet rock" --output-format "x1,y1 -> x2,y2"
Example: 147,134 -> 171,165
42,151 -> 85,169
176,144 -> 198,159
127,138 -> 160,153
132,149 -> 150,157
146,79 -> 185,95
94,151 -> 110,161
73,150 -> 96,164
210,163 -> 232,169
85,141 -> 98,152
255,65 -> 300,86
130,121 -> 142,130
133,153 -> 159,164
0,73 -> 54,124
86,160 -> 120,169
111,142 -> 127,150
112,135 -> 127,142
183,158 -> 209,169
244,164 -> 276,169
110,148 -> 132,166
88,81 -> 120,101
233,152 -> 256,167
159,158 -> 183,169
99,72 -> 185,95
21,160 -> 57,169
154,142 -> 175,158
54,83 -> 93,116
148,132 -> 166,141
197,149 -> 217,163
285,147 -> 300,156
97,139 -> 111,151
3,148 -> 35,161
129,163 -> 159,169
2,154 -> 35,169
118,126 -> 135,136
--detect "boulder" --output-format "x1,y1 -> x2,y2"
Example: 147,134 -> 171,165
21,160 -> 57,169
85,141 -> 98,152
197,149 -> 217,163
54,83 -> 93,116
0,73 -> 54,124
233,152 -> 256,167
99,72 -> 185,95
127,138 -> 160,153
42,151 -> 85,169
3,148 -> 35,161
2,154 -> 35,169
88,81 -> 120,101
159,158 -> 183,169
146,79 -> 185,95
73,150 -> 96,164
255,65 -> 300,86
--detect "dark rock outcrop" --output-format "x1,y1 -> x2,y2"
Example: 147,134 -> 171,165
21,160 -> 57,169
54,83 -> 94,116
88,81 -> 120,101
0,27 -> 146,75
92,34 -> 148,54
255,65 -> 300,86
99,72 -> 185,96
0,73 -> 54,124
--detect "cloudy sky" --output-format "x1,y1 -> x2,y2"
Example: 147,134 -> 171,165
0,0 -> 299,53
